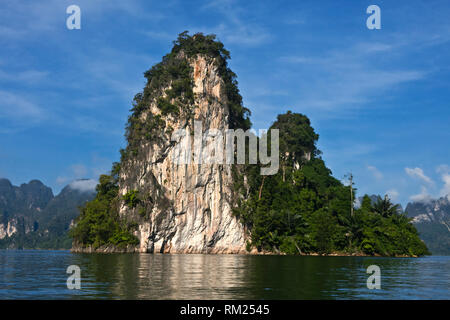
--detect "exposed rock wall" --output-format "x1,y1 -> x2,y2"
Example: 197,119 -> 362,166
119,55 -> 248,254
0,220 -> 18,239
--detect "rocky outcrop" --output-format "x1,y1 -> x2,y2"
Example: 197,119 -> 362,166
406,196 -> 450,255
0,220 -> 18,239
119,55 -> 248,254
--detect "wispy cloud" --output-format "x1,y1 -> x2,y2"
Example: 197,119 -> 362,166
405,167 -> 434,185
198,0 -> 271,46
0,69 -> 49,84
367,165 -> 383,180
437,165 -> 450,199
0,90 -> 46,126
69,179 -> 97,193
280,41 -> 426,117
56,164 -> 89,186
410,186 -> 433,203
56,156 -> 113,189
386,189 -> 399,202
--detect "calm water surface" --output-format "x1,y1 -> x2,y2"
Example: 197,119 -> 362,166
0,250 -> 448,299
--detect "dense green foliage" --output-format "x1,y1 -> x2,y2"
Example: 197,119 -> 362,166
122,31 -> 251,162
235,111 -> 429,256
69,175 -> 139,248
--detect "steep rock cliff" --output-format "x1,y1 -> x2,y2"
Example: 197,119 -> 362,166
69,33 -> 254,254
119,54 -> 247,253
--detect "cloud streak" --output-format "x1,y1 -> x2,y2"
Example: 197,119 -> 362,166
405,167 -> 434,185
0,90 -> 46,124
410,186 -> 433,203
280,41 -> 426,117
69,179 -> 97,193
367,165 -> 383,180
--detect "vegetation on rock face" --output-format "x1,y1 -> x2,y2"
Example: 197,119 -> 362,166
69,174 -> 138,248
71,32 -> 253,249
122,190 -> 141,208
122,31 -> 251,162
70,32 -> 428,256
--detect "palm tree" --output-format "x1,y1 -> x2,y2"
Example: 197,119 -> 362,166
342,213 -> 363,248
373,195 -> 399,218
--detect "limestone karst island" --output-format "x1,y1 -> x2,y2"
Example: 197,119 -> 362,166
69,32 -> 428,257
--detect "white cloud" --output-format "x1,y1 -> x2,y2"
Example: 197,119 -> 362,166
405,167 -> 434,185
437,164 -> 450,174
437,165 -> 450,199
0,90 -> 45,122
440,173 -> 450,199
386,189 -> 399,202
69,179 -> 97,193
71,164 -> 88,179
56,176 -> 69,185
367,165 -> 383,180
410,186 -> 433,203
56,164 -> 89,187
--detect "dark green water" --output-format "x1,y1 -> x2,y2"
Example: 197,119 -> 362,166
0,250 -> 448,299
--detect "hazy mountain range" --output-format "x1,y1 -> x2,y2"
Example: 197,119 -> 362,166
405,196 -> 450,255
0,178 -> 95,249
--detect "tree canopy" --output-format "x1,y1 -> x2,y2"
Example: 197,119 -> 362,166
234,111 -> 429,256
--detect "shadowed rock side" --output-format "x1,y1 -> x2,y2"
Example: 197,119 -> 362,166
118,55 -> 247,254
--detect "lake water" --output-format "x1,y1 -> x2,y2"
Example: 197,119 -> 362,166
0,250 -> 448,299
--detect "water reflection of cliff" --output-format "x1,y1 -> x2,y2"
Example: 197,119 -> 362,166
133,254 -> 250,299
70,253 -> 425,299
74,254 -> 251,299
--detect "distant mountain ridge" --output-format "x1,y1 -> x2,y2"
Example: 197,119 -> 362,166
0,178 -> 95,249
405,196 -> 450,255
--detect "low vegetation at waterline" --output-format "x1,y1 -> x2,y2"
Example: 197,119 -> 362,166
232,112 -> 429,257
69,174 -> 139,249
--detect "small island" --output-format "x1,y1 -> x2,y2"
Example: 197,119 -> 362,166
70,32 -> 429,257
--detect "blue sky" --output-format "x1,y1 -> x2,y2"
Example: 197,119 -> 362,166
0,0 -> 449,206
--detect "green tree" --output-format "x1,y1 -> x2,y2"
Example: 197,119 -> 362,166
70,174 -> 138,248
373,195 -> 399,218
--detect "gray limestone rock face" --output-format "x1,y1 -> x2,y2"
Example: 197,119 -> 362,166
118,55 -> 248,254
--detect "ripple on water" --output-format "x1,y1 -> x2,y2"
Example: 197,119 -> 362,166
0,251 -> 448,299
